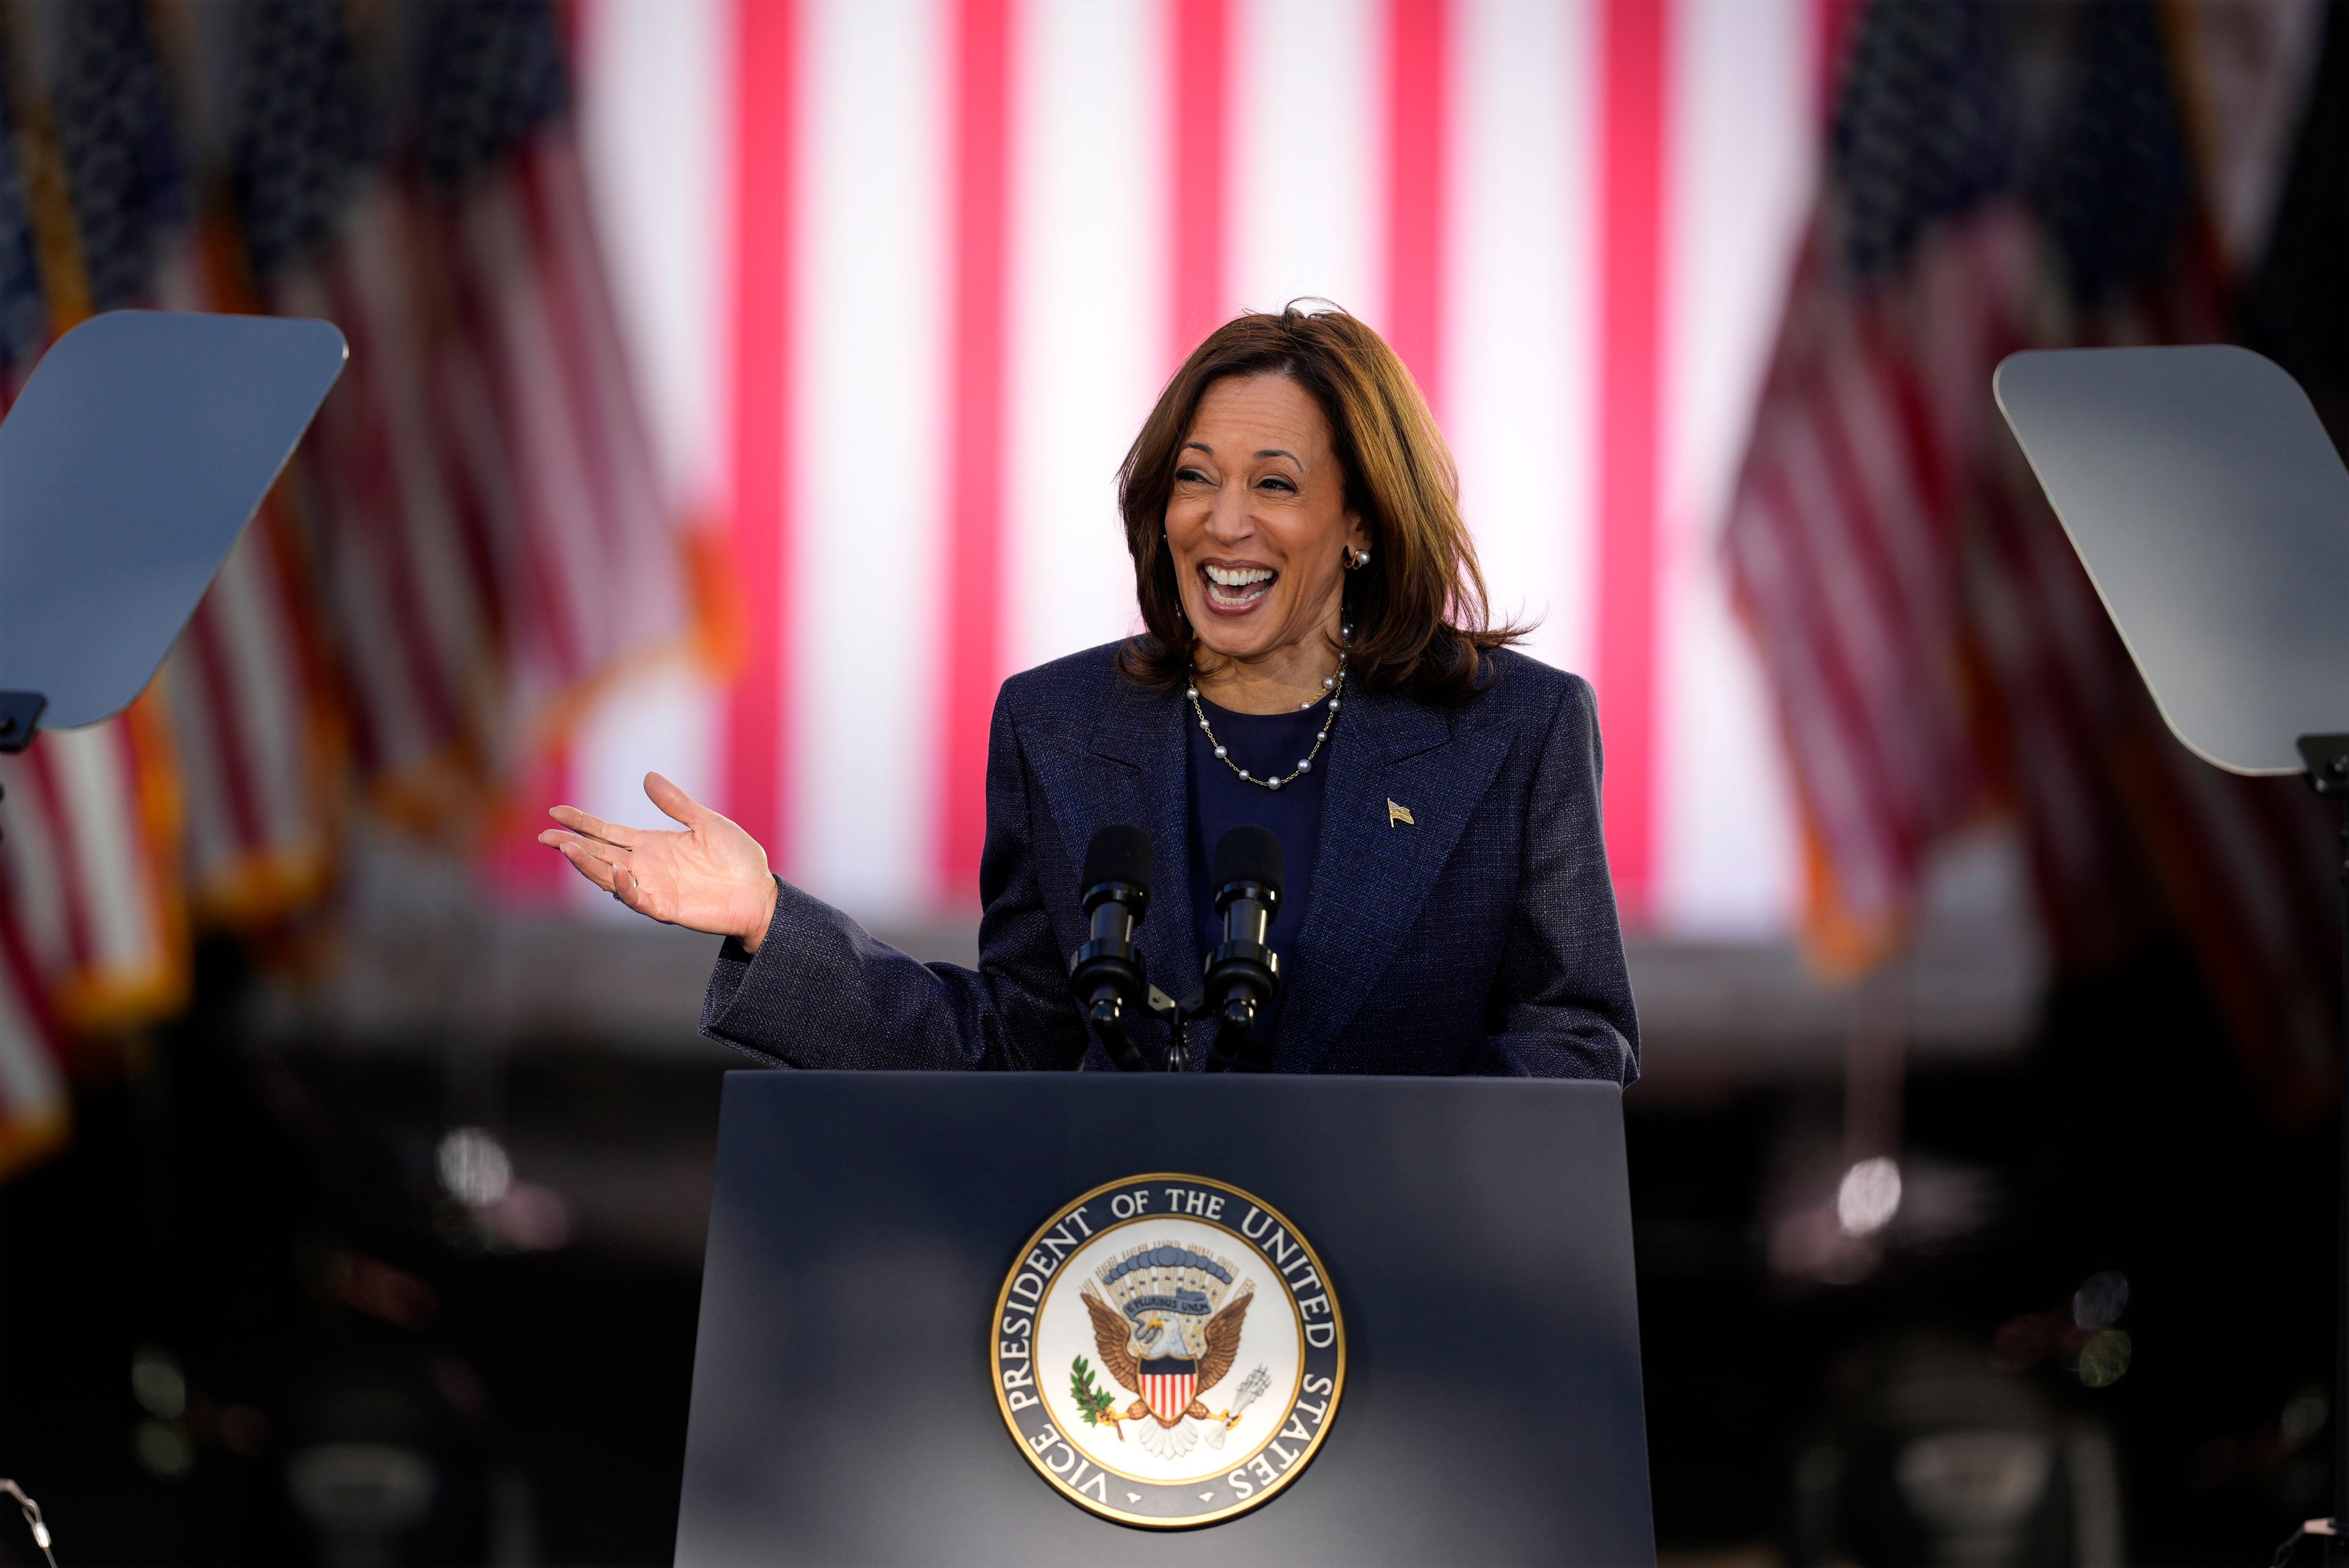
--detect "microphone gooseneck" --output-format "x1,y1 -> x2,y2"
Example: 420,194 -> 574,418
1067,825 -> 1154,1070
1203,826 -> 1283,1072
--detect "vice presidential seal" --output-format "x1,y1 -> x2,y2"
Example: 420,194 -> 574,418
991,1173 -> 1344,1528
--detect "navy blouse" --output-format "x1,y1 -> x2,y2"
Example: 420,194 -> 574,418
1183,691 -> 1332,1044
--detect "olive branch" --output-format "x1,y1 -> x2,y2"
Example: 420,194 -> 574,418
1069,1355 -> 1121,1427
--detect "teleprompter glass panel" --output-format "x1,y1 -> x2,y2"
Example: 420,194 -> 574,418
1995,345 -> 2349,776
0,310 -> 346,729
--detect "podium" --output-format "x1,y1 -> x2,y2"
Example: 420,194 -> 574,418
675,1072 -> 1653,1566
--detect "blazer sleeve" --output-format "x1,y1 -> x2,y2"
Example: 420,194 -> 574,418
698,689 -> 1088,1071
1471,674 -> 1641,1083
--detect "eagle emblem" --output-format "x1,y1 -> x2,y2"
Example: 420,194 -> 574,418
992,1173 -> 1345,1527
1075,1243 -> 1263,1461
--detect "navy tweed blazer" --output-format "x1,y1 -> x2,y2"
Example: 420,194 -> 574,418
701,642 -> 1638,1080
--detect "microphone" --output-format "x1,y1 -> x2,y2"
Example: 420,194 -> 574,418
1068,825 -> 1152,1070
1203,827 -> 1282,1071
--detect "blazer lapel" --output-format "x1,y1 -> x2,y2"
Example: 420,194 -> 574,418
1273,683 -> 1514,1072
1023,682 -> 1197,1035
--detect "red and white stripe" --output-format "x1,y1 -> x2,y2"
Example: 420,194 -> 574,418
1141,1364 -> 1198,1424
0,909 -> 66,1181
144,249 -> 340,923
443,135 -> 685,729
273,132 -> 687,808
0,718 -> 183,1031
161,505 -> 336,921
276,184 -> 505,791
1722,221 -> 2009,950
570,0 -> 1829,933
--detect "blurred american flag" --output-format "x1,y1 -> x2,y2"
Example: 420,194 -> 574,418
0,1 -> 194,1173
1723,0 -> 2337,1115
0,0 -> 691,1176
568,0 -> 1838,931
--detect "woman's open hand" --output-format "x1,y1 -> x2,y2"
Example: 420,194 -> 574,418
539,773 -> 782,951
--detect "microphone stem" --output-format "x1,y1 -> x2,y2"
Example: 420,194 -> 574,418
1087,996 -> 1147,1072
1089,902 -> 1129,947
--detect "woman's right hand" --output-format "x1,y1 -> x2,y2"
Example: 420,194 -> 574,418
539,772 -> 783,951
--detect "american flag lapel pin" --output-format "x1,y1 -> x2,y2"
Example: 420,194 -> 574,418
1387,799 -> 1415,827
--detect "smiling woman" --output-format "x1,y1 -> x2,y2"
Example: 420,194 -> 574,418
543,305 -> 1638,1081
1157,371 -> 1371,713
1118,307 -> 1520,713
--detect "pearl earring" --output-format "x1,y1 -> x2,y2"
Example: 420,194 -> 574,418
1346,547 -> 1371,570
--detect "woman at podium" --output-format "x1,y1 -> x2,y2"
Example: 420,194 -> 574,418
542,307 -> 1637,1080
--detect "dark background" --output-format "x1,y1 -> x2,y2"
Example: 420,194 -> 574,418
2,916 -> 2341,1565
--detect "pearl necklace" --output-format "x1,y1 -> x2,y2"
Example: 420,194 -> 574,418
1186,628 -> 1350,792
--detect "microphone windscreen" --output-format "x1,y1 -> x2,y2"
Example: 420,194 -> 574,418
1081,823 -> 1152,893
1212,825 -> 1285,904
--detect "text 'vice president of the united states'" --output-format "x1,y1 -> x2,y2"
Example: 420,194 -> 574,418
539,305 -> 1638,1081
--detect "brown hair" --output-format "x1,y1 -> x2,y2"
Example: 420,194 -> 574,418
1115,303 -> 1523,704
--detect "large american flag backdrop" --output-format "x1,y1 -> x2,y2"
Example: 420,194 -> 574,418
564,0 -> 1846,933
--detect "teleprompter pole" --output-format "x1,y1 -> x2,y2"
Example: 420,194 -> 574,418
2330,818 -> 2349,1561
2295,736 -> 2349,1559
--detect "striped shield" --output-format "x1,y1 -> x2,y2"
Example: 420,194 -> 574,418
1138,1358 -> 1197,1425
